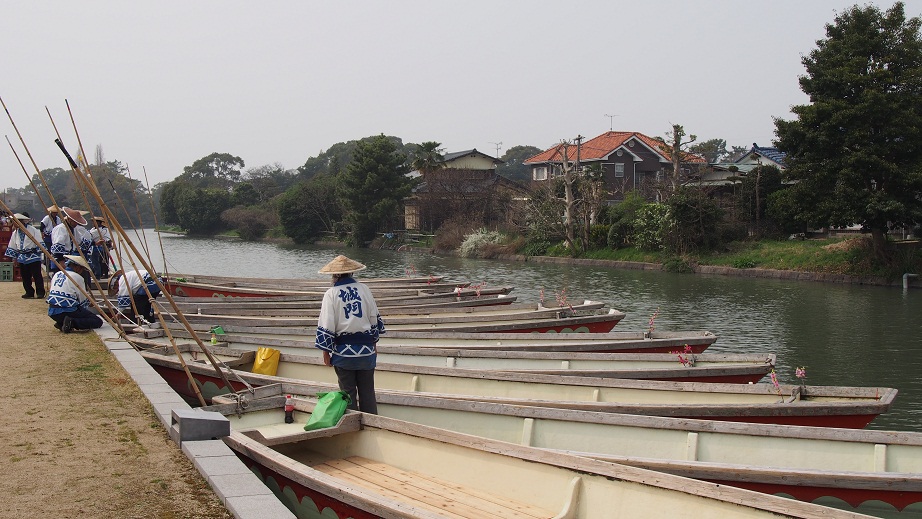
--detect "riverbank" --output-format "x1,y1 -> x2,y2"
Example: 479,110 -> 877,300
0,282 -> 230,519
492,254 -> 922,289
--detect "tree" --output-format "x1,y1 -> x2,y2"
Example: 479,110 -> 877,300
775,2 -> 922,257
180,152 -> 245,190
174,187 -> 230,235
410,141 -> 445,174
496,145 -> 542,182
689,138 -> 729,163
221,205 -> 278,241
231,182 -> 260,207
297,136 -> 411,181
277,173 -> 344,243
243,163 -> 297,202
337,135 -> 413,247
665,124 -> 696,193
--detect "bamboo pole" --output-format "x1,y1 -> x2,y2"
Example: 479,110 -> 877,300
56,106 -> 235,398
142,166 -> 169,279
1,97 -> 57,221
51,136 -> 209,406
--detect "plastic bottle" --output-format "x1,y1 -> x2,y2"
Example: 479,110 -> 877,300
210,331 -> 217,345
284,394 -> 294,424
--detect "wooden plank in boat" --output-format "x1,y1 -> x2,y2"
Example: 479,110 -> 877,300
315,456 -> 551,519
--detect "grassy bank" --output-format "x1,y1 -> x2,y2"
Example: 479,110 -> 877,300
569,236 -> 922,280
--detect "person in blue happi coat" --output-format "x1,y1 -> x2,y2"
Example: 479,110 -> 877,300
314,255 -> 385,414
46,255 -> 103,333
5,213 -> 45,299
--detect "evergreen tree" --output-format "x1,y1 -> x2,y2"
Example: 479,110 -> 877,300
338,135 -> 414,247
775,2 -> 922,257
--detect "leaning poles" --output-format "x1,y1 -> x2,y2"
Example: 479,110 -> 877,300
54,112 -> 234,401
142,167 -> 169,279
53,142 -> 210,406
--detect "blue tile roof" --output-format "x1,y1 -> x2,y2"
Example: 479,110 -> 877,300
736,143 -> 786,166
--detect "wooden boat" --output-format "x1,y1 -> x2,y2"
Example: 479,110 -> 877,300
157,300 -> 607,318
201,392 -> 867,518
152,303 -> 627,334
135,329 -> 719,355
133,341 -> 772,383
165,278 -> 514,299
211,383 -> 922,515
138,343 -> 896,427
165,272 -> 451,287
110,293 -> 520,311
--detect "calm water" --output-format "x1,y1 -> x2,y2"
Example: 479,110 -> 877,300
136,230 -> 922,432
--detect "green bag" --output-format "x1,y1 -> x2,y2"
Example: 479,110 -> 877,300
303,391 -> 351,431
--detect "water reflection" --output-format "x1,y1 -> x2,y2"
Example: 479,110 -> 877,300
143,232 -> 922,431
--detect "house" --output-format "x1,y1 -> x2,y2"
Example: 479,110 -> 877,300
523,131 -> 706,201
404,149 -> 527,232
693,143 -> 788,187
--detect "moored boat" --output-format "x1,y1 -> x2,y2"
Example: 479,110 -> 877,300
165,278 -> 514,299
138,343 -> 896,427
150,307 -> 626,334
212,383 -> 922,516
201,392 -> 869,518
156,300 -> 607,318
137,328 -> 717,355
135,342 -> 772,383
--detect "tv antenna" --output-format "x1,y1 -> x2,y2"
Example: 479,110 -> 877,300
489,141 -> 503,158
604,114 -> 619,131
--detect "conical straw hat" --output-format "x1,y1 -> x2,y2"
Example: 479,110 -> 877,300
47,205 -> 59,212
318,255 -> 366,275
13,213 -> 31,221
64,254 -> 90,270
62,207 -> 87,226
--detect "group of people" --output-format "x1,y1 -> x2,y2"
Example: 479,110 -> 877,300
9,215 -> 384,413
6,205 -> 118,333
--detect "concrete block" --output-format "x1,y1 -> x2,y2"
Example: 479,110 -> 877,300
182,439 -> 234,459
226,494 -> 295,519
171,409 -> 230,444
192,454 -> 252,477
209,473 -> 275,500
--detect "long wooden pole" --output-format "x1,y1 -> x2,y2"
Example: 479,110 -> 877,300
1,97 -> 56,217
56,107 -> 234,397
142,167 -> 169,278
4,136 -> 48,210
52,135 -> 209,406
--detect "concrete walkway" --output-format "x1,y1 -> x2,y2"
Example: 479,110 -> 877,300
96,324 -> 295,519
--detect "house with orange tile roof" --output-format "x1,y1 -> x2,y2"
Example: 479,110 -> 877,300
524,131 -> 706,201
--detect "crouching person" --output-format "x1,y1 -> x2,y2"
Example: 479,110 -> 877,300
116,269 -> 162,323
46,255 -> 103,333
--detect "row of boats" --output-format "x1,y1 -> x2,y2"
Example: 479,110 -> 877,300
116,272 -> 919,518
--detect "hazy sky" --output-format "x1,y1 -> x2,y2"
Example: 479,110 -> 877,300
2,1 -> 920,191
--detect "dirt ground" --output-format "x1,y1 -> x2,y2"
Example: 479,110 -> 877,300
0,281 -> 231,519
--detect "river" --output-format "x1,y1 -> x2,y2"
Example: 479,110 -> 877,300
135,230 -> 922,432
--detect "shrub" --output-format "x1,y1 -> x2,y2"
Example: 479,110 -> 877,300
588,224 -> 611,250
433,216 -> 479,253
633,204 -> 672,252
520,240 -> 552,257
732,259 -> 757,269
459,228 -> 503,258
662,257 -> 694,273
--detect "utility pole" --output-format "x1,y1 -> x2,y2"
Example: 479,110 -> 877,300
604,114 -> 618,131
574,135 -> 583,174
489,141 -> 503,158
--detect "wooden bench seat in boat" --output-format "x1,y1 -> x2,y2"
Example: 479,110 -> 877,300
312,456 -> 554,519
